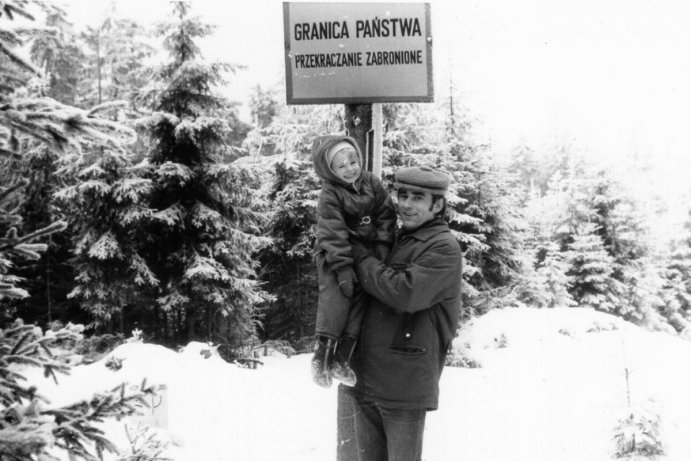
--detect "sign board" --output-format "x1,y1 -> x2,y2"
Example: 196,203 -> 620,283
283,2 -> 433,104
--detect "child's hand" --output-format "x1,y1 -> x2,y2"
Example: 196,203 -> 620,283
337,268 -> 356,298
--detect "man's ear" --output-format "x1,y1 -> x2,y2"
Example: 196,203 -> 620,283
432,199 -> 444,214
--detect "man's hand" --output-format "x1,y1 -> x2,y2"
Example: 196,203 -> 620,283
337,268 -> 356,298
374,243 -> 391,261
351,241 -> 374,264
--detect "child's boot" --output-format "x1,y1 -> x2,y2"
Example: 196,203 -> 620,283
311,336 -> 335,387
332,336 -> 357,387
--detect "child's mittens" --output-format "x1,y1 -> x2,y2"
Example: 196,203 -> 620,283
337,268 -> 357,298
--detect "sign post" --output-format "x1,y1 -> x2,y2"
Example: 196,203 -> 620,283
283,3 -> 433,459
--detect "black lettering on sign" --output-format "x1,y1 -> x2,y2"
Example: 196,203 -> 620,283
366,50 -> 423,66
294,52 -> 364,68
294,21 -> 350,40
356,18 -> 422,38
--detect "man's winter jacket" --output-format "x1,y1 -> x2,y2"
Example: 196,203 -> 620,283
353,217 -> 463,410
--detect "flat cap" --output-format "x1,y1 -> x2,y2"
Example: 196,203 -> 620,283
394,165 -> 450,195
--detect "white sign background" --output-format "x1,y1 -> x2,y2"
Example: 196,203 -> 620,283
283,2 -> 433,104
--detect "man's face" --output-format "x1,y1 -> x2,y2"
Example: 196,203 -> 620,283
330,149 -> 361,183
397,188 -> 442,230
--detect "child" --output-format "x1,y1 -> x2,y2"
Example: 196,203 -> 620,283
311,135 -> 396,387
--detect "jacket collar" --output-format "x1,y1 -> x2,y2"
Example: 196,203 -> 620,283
330,173 -> 363,192
399,217 -> 449,242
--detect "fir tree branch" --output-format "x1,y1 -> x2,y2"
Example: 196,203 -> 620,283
0,178 -> 28,206
0,146 -> 20,158
0,37 -> 41,75
0,220 -> 67,252
1,1 -> 37,22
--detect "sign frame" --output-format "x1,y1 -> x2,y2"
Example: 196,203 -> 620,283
283,2 -> 433,105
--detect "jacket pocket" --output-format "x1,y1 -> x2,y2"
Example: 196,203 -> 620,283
390,313 -> 427,355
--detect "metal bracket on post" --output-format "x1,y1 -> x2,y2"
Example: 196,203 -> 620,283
366,129 -> 373,174
345,104 -> 373,173
372,103 -> 382,178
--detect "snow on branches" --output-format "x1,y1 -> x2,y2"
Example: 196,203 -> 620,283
0,320 -> 157,460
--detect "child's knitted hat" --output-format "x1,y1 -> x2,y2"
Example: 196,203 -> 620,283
326,141 -> 358,168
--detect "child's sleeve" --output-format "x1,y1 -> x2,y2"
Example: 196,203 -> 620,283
316,186 -> 353,272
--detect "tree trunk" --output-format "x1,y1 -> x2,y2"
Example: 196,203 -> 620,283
45,249 -> 52,324
96,30 -> 102,104
186,307 -> 196,341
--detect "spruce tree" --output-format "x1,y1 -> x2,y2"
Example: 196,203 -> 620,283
6,1 -> 149,328
0,0 -> 129,160
54,107 -> 158,333
661,212 -> 691,332
521,195 -> 575,309
589,173 -> 667,324
30,9 -> 157,334
137,2 -> 269,346
257,156 -> 320,342
590,172 -> 649,269
249,84 -> 279,129
80,13 -> 154,108
566,223 -> 618,311
1,0 -> 133,320
445,140 -> 526,291
507,141 -> 574,206
1,3 -> 155,459
29,4 -> 85,106
542,159 -> 671,326
247,101 -> 342,343
535,246 -> 575,308
0,177 -> 64,306
10,7 -> 85,325
4,144 -> 75,326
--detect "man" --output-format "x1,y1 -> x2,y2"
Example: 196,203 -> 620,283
350,165 -> 463,461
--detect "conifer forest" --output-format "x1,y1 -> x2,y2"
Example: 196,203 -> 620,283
2,1 -> 691,458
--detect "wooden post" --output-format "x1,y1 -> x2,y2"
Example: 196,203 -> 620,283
336,384 -> 357,461
344,103 -> 382,177
344,104 -> 373,171
337,103 -> 372,461
338,103 -> 382,460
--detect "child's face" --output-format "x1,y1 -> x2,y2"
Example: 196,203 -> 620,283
330,148 -> 361,183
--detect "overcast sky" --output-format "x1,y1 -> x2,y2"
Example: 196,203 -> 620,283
63,0 -> 691,172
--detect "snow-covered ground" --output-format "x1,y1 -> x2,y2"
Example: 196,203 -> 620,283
26,307 -> 691,460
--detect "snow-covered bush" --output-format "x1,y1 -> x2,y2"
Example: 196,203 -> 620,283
445,349 -> 481,368
612,364 -> 665,460
0,319 -> 156,460
73,333 -> 125,364
612,407 -> 665,459
117,422 -> 170,461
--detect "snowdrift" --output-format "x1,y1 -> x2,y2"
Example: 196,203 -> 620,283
25,307 -> 691,460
